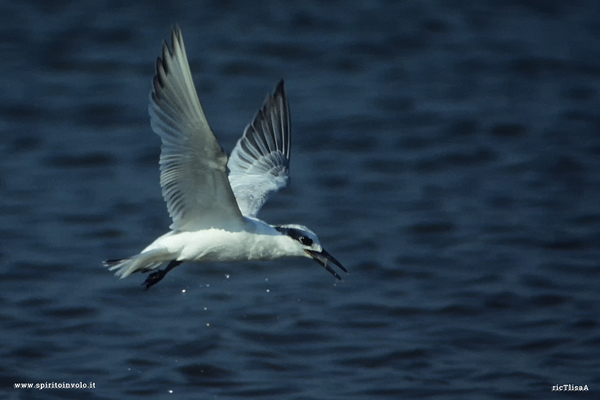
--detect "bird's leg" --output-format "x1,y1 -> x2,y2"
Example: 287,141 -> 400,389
142,260 -> 182,290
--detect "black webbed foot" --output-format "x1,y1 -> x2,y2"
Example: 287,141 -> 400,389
142,260 -> 182,290
142,270 -> 167,290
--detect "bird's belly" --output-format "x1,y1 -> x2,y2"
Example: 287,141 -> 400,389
148,228 -> 283,263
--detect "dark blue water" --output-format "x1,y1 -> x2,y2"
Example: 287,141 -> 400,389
2,1 -> 599,399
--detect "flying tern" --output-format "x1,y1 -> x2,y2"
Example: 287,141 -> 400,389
104,26 -> 346,289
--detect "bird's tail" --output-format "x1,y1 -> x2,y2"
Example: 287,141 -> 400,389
103,249 -> 170,278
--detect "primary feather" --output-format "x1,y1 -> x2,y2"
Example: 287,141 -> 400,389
150,27 -> 244,231
228,80 -> 291,217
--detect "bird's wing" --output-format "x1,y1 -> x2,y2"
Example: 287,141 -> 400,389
227,80 -> 291,218
149,26 -> 245,231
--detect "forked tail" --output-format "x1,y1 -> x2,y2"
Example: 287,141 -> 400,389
103,249 -> 171,278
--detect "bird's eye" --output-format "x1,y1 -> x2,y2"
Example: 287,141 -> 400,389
300,236 -> 313,246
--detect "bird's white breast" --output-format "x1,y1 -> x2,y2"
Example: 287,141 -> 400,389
141,218 -> 303,263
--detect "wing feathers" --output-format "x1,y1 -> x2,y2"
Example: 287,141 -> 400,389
227,80 -> 291,217
151,27 -> 292,226
150,26 -> 244,231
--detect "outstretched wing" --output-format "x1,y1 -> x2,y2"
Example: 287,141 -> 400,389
150,26 -> 244,231
227,80 -> 291,217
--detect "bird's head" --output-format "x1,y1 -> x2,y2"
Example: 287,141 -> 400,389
274,224 -> 347,280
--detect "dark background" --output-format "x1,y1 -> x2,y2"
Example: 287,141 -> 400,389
1,1 -> 599,399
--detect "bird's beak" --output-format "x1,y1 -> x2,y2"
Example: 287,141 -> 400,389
305,249 -> 347,281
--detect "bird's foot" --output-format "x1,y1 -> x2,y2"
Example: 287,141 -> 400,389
141,260 -> 182,290
142,270 -> 167,290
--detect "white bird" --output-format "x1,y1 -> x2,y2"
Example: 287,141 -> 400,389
104,26 -> 346,289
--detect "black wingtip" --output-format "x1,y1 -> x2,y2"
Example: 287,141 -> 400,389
171,25 -> 181,50
274,79 -> 286,97
172,24 -> 182,39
